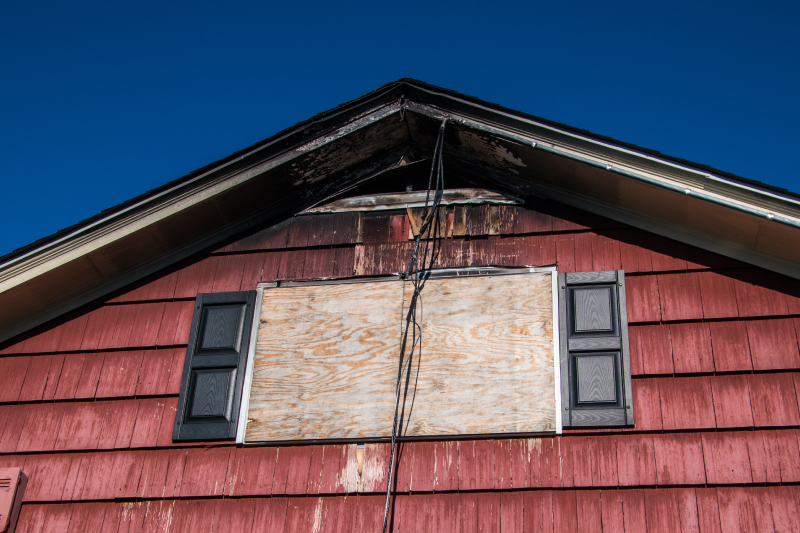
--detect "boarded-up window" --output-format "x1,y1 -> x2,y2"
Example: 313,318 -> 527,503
241,268 -> 558,443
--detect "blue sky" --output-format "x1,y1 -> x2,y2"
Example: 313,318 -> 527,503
1,1 -> 798,256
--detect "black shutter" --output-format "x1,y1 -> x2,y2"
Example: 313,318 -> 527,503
173,291 -> 257,440
558,271 -> 634,427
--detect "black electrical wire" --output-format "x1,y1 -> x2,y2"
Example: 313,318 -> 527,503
382,120 -> 447,533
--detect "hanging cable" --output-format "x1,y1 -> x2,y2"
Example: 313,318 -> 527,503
382,120 -> 447,533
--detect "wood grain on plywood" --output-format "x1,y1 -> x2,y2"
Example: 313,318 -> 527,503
246,273 -> 556,442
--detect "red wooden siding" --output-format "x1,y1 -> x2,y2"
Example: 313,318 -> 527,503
3,201 -> 800,530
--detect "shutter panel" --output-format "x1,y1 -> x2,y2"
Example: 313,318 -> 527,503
558,271 -> 634,427
173,291 -> 257,440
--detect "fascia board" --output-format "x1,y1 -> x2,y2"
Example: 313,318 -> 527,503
402,88 -> 800,217
403,101 -> 800,230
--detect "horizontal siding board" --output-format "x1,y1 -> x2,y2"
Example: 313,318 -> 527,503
211,498 -> 256,533
775,429 -> 800,482
659,376 -> 715,430
127,303 -> 166,348
41,354 -> 64,401
513,206 -> 553,234
670,322 -> 714,374
95,351 -> 143,398
554,233 -> 576,273
0,403 -> 27,452
630,378 -> 663,431
658,272 -> 704,321
54,402 -> 105,451
698,271 -> 739,319
591,231 -> 622,271
74,352 -> 105,399
23,323 -> 64,355
575,490 -> 602,533
211,254 -> 246,293
179,447 -> 231,497
22,453 -> 72,501
748,373 -> 800,427
53,353 -> 85,400
734,269 -> 789,318
66,502 -> 110,533
709,321 -> 753,372
18,354 -> 54,402
514,235 -> 557,267
130,399 -> 166,449
711,375 -> 754,428
618,230 -> 654,273
746,319 -> 800,371
107,304 -> 138,349
717,486 -> 775,533
135,350 -> 175,396
637,325 -> 674,375
55,314 -> 90,352
17,403 -> 65,452
599,490 -> 624,533
616,434 -> 656,487
239,252 -> 267,291
225,446 -> 277,496
653,433 -> 706,485
625,275 -> 661,323
0,356 -> 29,402
620,490 -> 647,533
696,488 -> 723,533
648,236 -> 689,272
702,432 -> 753,484
768,486 -> 800,532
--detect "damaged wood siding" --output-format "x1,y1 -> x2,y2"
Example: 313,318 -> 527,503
2,198 -> 800,531
246,272 -> 555,442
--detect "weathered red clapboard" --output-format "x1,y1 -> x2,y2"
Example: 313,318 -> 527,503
4,203 -> 800,533
657,272 -> 704,321
658,376 -> 715,430
711,375 -> 754,428
624,275 -> 661,323
670,322 -> 714,373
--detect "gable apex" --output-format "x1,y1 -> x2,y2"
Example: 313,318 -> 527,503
1,78 -> 800,343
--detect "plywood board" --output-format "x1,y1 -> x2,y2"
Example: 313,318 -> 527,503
245,272 -> 556,442
246,281 -> 403,442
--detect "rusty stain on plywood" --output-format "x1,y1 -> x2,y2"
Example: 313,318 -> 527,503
245,272 -> 555,442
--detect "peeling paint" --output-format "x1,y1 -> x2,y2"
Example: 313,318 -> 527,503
337,444 -> 361,493
456,130 -> 527,175
312,497 -> 324,533
359,443 -> 389,492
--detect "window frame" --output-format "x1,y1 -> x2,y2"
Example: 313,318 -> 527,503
235,266 -> 561,443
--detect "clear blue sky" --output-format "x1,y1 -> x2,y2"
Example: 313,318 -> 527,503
1,1 -> 798,257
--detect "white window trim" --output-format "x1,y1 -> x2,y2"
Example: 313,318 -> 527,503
235,267 -> 562,443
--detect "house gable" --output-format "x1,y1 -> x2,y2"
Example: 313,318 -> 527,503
2,79 -> 800,344
1,196 -> 800,528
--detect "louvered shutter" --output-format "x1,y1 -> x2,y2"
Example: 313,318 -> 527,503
558,271 -> 634,427
173,291 -> 257,440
